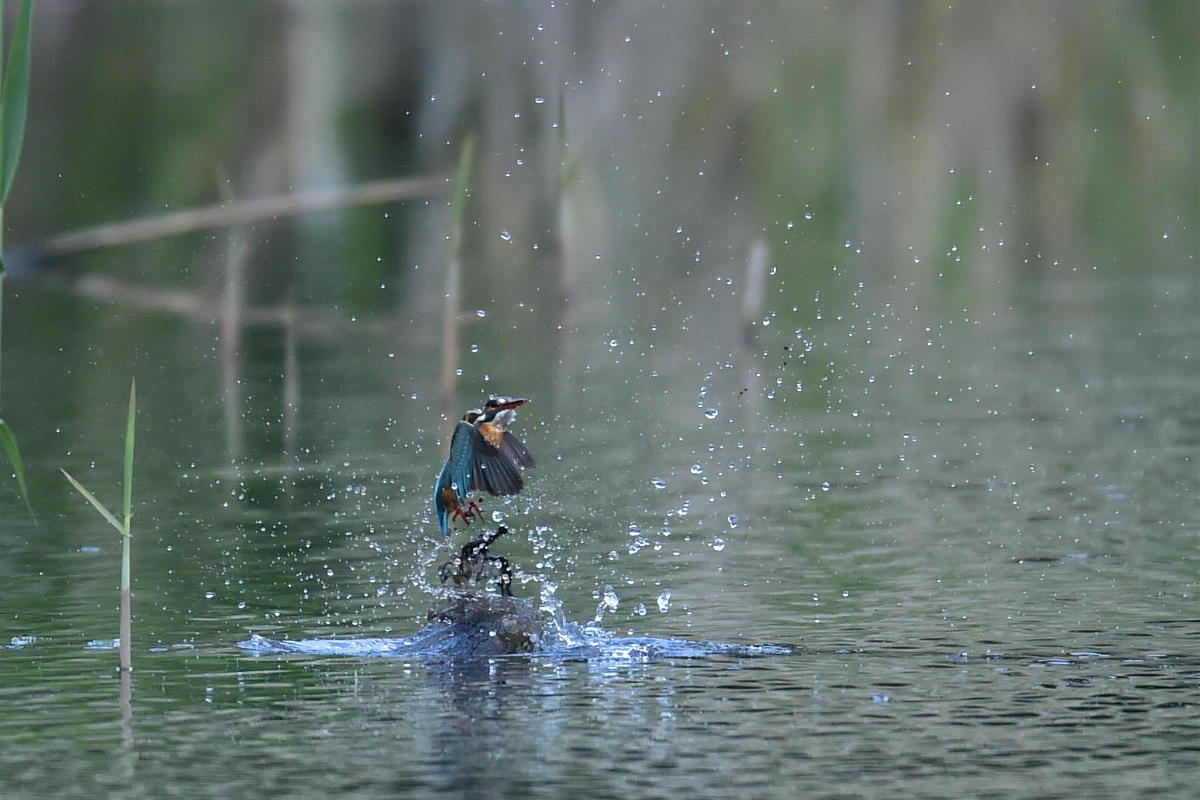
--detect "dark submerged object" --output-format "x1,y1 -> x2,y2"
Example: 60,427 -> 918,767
426,526 -> 542,655
437,525 -> 516,596
422,594 -> 543,657
433,397 -> 536,536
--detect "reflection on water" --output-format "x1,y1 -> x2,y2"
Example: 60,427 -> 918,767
2,621 -> 1196,798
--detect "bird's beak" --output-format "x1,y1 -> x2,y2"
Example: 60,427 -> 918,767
492,397 -> 528,411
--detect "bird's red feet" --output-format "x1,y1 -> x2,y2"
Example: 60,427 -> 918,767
451,499 -> 483,526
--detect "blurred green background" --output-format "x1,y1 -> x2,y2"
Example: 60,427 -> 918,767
10,0 -> 1196,306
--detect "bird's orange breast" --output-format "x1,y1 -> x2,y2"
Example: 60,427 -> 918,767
477,422 -> 505,450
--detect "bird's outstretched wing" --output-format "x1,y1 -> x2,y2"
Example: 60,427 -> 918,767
471,428 -> 525,496
500,432 -> 536,469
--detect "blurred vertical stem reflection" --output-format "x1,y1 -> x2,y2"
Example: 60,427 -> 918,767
439,134 -> 476,428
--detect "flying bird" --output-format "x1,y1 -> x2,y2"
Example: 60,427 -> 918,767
433,397 -> 535,536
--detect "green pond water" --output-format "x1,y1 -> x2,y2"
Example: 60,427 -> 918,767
1,263 -> 1195,798
1,2 -> 1197,798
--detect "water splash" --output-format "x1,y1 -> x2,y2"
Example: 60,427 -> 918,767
237,587 -> 791,664
656,589 -> 672,612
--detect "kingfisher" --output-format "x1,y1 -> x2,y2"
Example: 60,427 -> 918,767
433,397 -> 536,536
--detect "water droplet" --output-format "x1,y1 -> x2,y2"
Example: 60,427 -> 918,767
704,407 -> 719,420
499,230 -> 512,242
803,210 -> 814,220
534,96 -> 545,104
469,343 -> 480,353
690,464 -> 703,475
657,589 -> 672,612
204,591 -> 215,599
651,477 -> 667,489
710,538 -> 726,552
727,514 -> 739,529
602,585 -> 620,610
633,603 -> 647,616
475,309 -> 487,318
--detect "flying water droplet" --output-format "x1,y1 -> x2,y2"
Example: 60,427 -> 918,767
627,522 -> 642,536
704,407 -> 719,420
727,514 -> 739,529
651,477 -> 668,489
657,589 -> 672,612
633,603 -> 647,616
499,230 -> 512,242
690,464 -> 703,475
709,538 -> 726,552
602,585 -> 620,611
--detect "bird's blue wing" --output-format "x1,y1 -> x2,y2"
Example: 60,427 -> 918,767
445,421 -> 477,501
433,421 -> 478,535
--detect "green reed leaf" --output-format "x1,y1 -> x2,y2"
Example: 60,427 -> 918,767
0,417 -> 33,520
0,0 -> 34,204
61,467 -> 126,537
123,378 -> 135,528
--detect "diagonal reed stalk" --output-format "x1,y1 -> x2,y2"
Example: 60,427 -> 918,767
0,0 -> 34,521
62,379 -> 136,672
36,174 -> 447,258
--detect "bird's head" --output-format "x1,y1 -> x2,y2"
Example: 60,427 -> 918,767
465,396 -> 527,425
